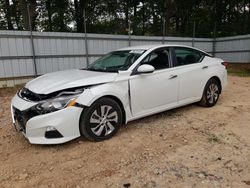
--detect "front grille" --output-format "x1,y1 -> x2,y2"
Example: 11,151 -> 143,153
13,107 -> 40,133
13,107 -> 27,133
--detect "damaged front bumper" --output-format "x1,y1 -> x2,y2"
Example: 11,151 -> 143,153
11,94 -> 83,144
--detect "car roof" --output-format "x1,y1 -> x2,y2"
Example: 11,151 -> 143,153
116,44 -> 212,56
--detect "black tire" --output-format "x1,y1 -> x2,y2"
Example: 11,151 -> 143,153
79,97 -> 123,141
199,78 -> 220,107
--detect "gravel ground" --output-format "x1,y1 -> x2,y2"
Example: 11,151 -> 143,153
0,75 -> 250,188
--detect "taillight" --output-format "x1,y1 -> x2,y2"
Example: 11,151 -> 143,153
221,62 -> 228,69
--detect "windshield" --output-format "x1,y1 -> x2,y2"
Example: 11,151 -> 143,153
87,50 -> 145,72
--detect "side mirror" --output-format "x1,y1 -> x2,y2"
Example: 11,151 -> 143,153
137,64 -> 155,74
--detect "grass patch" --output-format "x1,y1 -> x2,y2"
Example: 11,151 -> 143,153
227,63 -> 250,77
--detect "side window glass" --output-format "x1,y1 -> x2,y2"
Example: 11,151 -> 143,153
149,53 -> 158,62
141,49 -> 170,70
174,48 -> 203,66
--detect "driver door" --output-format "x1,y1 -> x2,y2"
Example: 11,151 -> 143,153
129,48 -> 179,117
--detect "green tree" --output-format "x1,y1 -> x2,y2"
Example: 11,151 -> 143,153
0,0 -> 249,36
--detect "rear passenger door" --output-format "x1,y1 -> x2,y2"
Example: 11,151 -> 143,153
172,47 -> 208,104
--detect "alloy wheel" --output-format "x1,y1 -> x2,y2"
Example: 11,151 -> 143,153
206,83 -> 219,104
89,105 -> 118,136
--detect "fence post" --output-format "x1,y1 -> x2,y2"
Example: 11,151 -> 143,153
27,3 -> 37,76
83,8 -> 89,67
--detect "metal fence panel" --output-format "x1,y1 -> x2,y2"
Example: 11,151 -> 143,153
0,30 -> 249,87
214,34 -> 250,62
216,52 -> 250,63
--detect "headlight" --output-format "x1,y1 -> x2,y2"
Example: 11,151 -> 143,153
34,94 -> 80,114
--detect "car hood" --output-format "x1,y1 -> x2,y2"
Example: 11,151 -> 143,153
25,69 -> 118,94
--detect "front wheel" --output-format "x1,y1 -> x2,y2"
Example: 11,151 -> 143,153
199,79 -> 220,107
79,97 -> 123,141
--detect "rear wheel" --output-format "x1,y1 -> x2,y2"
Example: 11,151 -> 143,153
80,97 -> 123,141
199,79 -> 220,107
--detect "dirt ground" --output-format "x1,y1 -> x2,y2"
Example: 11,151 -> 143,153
0,75 -> 250,188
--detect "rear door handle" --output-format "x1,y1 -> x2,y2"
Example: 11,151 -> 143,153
169,75 -> 178,79
202,66 -> 208,69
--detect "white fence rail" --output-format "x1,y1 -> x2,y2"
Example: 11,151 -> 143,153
0,30 -> 249,87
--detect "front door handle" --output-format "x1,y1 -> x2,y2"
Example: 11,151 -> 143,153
202,65 -> 208,69
169,75 -> 178,79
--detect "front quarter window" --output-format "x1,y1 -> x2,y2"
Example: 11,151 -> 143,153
87,50 -> 144,72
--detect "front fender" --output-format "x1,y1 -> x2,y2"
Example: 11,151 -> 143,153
76,81 -> 132,123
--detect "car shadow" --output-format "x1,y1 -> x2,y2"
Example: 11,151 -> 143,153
121,103 -> 200,130
33,103 -> 201,148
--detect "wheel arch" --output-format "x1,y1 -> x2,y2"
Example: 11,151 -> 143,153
102,95 -> 126,125
85,95 -> 126,125
209,76 -> 222,93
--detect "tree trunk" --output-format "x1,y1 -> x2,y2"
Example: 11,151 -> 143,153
163,0 -> 173,36
142,0 -> 145,35
228,0 -> 232,23
124,0 -> 129,32
175,16 -> 179,34
152,3 -> 158,35
180,16 -> 187,35
74,0 -> 85,33
12,0 -> 22,30
19,0 -> 37,30
74,0 -> 79,32
248,0 -> 250,24
46,0 -> 52,31
248,0 -> 250,32
133,2 -> 137,34
4,0 -> 13,30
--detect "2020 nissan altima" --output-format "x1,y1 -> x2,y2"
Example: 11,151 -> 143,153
11,45 -> 228,144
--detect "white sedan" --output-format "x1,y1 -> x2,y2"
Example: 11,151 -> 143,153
11,45 -> 227,144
